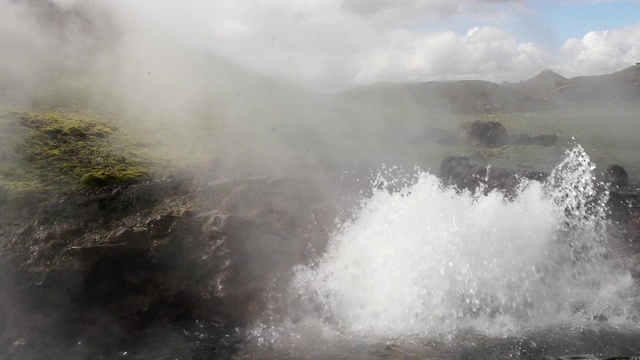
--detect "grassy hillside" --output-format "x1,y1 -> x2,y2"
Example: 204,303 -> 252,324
412,109 -> 640,181
0,108 -> 156,194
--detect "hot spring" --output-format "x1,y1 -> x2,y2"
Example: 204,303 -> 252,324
243,146 -> 640,359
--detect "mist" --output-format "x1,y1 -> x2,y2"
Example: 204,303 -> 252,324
2,0 -> 639,180
0,0 -> 430,183
2,1 -> 640,359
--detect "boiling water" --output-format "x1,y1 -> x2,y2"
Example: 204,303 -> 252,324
246,146 -> 640,358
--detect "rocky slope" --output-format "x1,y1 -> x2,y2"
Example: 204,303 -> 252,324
0,175 -> 337,359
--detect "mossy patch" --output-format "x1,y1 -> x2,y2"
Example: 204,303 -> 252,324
1,109 -> 151,191
80,166 -> 150,188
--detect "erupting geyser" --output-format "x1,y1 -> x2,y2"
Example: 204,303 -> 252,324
250,146 -> 640,355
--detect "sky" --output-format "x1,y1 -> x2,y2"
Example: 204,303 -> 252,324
108,1 -> 640,89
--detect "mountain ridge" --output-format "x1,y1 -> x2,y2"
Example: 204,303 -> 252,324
342,65 -> 640,114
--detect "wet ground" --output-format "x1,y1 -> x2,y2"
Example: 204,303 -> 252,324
235,324 -> 640,360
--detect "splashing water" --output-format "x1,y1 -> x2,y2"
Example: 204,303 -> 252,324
249,146 -> 640,356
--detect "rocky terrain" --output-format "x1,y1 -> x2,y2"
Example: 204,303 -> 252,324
0,174 -> 342,359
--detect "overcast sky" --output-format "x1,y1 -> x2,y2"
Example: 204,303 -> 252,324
107,1 -> 640,90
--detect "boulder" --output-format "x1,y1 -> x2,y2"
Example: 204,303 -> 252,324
440,155 -> 549,195
459,121 -> 509,148
534,134 -> 558,146
606,164 -> 629,187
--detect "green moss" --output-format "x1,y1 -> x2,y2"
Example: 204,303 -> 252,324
80,166 -> 150,188
0,110 -> 152,190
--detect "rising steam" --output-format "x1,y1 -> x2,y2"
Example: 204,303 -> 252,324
2,1 -> 640,358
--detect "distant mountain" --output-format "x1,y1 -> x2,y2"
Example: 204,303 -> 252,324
553,66 -> 640,103
341,79 -> 541,114
341,65 -> 640,114
507,70 -> 568,100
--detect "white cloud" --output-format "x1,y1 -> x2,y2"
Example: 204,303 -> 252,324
558,23 -> 640,76
354,26 -> 549,85
112,0 -> 550,89
106,1 -> 640,89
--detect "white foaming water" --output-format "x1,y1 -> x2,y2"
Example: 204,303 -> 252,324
251,146 -> 639,353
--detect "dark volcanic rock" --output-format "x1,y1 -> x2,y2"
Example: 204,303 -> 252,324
606,164 -> 629,187
0,177 -> 335,359
606,184 -> 640,286
440,155 -> 549,195
535,134 -> 559,146
459,121 -> 509,148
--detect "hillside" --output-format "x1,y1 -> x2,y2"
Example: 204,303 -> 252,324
342,65 -> 640,114
506,69 -> 569,100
